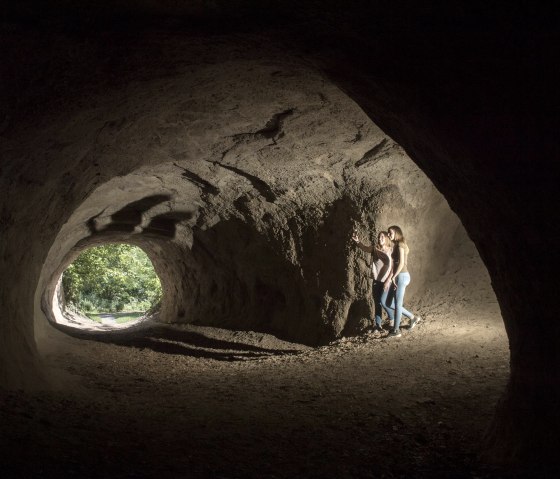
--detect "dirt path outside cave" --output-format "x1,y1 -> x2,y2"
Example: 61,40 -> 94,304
1,291 -> 517,478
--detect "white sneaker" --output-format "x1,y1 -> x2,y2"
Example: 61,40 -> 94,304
409,315 -> 421,330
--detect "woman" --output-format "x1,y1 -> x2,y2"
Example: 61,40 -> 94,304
352,230 -> 394,332
386,225 -> 421,337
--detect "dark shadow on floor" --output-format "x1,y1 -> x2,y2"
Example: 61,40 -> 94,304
54,322 -> 303,361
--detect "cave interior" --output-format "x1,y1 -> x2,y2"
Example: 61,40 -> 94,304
1,2 -> 558,478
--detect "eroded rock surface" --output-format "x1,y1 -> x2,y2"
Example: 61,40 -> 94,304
32,55 -> 464,347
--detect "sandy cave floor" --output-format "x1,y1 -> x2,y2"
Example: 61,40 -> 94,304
1,294 -> 521,479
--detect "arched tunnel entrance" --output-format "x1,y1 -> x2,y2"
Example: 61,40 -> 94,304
1,3 -> 557,477
51,242 -> 162,331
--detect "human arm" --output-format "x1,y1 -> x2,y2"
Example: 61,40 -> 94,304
351,231 -> 374,253
383,278 -> 392,291
392,245 -> 405,284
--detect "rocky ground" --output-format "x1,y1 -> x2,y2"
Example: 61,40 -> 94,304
1,293 -> 517,478
5,221 -> 542,478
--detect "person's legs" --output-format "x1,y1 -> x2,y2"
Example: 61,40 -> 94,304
393,272 -> 411,331
382,285 -> 395,324
381,284 -> 395,323
373,281 -> 384,327
400,305 -> 414,320
387,298 -> 414,319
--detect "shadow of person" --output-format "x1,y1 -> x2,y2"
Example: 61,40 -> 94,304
55,322 -> 303,361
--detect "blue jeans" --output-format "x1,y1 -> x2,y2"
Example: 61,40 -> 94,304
373,281 -> 393,327
385,272 -> 413,331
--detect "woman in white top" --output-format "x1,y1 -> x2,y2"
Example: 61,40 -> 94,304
352,230 -> 394,332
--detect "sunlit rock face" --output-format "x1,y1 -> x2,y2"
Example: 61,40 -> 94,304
30,50 -> 463,346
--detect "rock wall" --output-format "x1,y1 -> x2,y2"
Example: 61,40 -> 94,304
29,54 -> 463,348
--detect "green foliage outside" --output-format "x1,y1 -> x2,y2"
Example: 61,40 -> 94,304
62,244 -> 162,314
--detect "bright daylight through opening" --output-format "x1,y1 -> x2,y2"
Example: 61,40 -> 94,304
58,244 -> 162,330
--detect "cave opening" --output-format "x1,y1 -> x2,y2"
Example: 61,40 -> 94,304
56,243 -> 162,331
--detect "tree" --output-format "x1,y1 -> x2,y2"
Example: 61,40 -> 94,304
62,244 -> 162,313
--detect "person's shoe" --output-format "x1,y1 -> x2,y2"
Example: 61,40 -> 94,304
376,324 -> 384,333
409,315 -> 422,330
365,324 -> 375,334
387,329 -> 401,338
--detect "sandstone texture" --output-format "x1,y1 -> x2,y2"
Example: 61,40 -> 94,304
32,57 -> 463,349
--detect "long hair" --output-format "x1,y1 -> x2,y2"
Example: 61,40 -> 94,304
376,231 -> 392,251
388,225 -> 406,245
